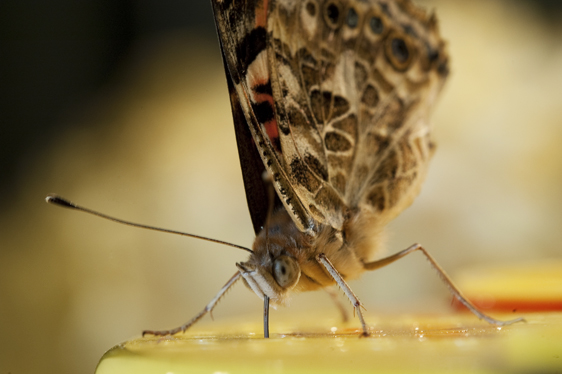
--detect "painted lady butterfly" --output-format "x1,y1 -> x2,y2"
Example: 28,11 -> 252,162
143,0 -> 522,337
47,0 -> 524,338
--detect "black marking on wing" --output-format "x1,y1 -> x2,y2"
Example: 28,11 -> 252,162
251,101 -> 275,124
236,27 -> 268,81
222,48 -> 269,235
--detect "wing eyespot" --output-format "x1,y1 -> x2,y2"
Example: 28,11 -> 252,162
305,1 -> 317,17
385,32 -> 415,71
369,16 -> 384,34
324,1 -> 342,29
346,7 -> 359,29
363,8 -> 387,41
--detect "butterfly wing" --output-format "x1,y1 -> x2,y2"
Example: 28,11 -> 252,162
212,0 -> 316,234
222,52 -> 269,235
266,0 -> 450,227
213,0 -> 448,234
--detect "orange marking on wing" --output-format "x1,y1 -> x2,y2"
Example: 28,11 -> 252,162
255,0 -> 269,28
265,120 -> 279,145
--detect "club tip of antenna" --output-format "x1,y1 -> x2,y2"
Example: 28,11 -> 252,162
45,194 -> 75,209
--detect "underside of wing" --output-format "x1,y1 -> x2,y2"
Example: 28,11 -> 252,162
212,0 -> 449,234
265,0 -> 449,227
212,0 -> 316,233
222,52 -> 269,235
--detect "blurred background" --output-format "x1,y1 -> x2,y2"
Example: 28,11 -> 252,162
1,0 -> 561,373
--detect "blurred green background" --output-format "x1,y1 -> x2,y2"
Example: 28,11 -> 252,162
1,1 -> 562,373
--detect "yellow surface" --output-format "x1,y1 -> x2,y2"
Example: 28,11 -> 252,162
96,312 -> 562,374
457,260 -> 562,305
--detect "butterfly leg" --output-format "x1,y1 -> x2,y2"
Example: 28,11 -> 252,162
142,271 -> 241,336
363,243 -> 525,326
325,286 -> 350,323
316,253 -> 369,336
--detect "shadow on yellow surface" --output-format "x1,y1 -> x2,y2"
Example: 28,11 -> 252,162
96,312 -> 562,374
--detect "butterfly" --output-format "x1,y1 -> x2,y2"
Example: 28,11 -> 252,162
47,0 -> 522,338
141,0 -> 523,337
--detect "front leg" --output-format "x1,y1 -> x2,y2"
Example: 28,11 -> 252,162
316,253 -> 369,336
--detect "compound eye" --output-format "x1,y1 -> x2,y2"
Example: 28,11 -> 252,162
272,256 -> 300,289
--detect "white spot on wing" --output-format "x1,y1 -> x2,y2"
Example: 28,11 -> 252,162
246,50 -> 270,102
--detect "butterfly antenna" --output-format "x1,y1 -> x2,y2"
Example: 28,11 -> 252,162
45,194 -> 253,253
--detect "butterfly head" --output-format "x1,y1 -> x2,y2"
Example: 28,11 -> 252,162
237,249 -> 302,307
236,209 -> 307,306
